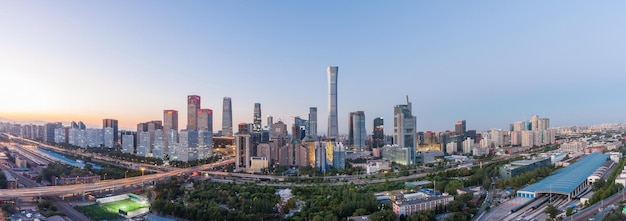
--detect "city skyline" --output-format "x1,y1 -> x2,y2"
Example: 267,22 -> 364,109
2,1 -> 626,134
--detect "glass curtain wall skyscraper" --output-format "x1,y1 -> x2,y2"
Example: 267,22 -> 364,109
197,109 -> 213,132
187,95 -> 201,130
163,110 -> 178,153
222,97 -> 233,136
308,107 -> 317,138
348,112 -> 355,146
394,96 -> 417,165
373,117 -> 384,148
352,111 -> 366,151
253,103 -> 262,132
327,66 -> 339,140
102,119 -> 118,144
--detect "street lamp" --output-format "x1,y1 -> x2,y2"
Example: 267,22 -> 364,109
140,167 -> 146,189
103,173 -> 107,181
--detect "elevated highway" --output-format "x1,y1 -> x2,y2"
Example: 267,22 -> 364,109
0,159 -> 234,198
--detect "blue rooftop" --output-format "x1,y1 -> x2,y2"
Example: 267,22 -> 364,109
519,152 -> 609,195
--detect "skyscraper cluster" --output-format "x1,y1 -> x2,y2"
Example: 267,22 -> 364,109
117,95 -> 217,161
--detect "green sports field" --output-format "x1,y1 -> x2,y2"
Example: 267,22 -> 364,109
77,199 -> 149,220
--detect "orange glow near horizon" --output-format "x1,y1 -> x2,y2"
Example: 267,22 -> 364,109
1,111 -> 148,130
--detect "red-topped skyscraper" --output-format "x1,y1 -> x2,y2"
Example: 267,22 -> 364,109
187,95 -> 201,130
197,109 -> 213,132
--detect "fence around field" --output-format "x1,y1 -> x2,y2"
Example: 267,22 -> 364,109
96,194 -> 130,205
123,207 -> 150,218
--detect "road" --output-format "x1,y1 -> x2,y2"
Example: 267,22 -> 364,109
5,169 -> 91,221
564,189 -> 625,221
0,159 -> 234,198
474,178 -> 495,221
5,134 -> 169,173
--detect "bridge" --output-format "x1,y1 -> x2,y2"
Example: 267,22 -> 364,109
0,159 -> 234,198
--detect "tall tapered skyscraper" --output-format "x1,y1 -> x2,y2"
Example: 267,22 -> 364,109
253,103 -> 262,132
222,97 -> 233,136
327,66 -> 339,139
187,95 -> 201,130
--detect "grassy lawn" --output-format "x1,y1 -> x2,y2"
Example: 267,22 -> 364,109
76,204 -> 122,221
77,199 -> 149,220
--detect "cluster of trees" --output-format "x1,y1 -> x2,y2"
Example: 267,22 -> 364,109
41,163 -> 90,182
151,179 -> 281,220
169,155 -> 222,168
37,200 -> 64,217
1,203 -> 17,217
421,157 -> 517,195
289,184 -> 380,220
495,166 -> 557,190
604,208 -> 626,221
274,164 -> 366,178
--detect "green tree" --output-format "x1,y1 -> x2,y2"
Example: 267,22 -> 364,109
369,210 -> 395,221
324,214 -> 338,221
593,179 -> 606,191
447,200 -> 463,212
544,204 -> 558,219
312,215 -> 323,221
482,176 -> 491,189
445,180 -> 463,195
353,208 -> 368,216
565,207 -> 573,216
441,212 -> 467,221
407,210 -> 435,221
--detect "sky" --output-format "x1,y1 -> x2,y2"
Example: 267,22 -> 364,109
1,1 -> 626,134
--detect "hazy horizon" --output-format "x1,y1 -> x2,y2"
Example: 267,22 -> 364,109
2,1 -> 626,134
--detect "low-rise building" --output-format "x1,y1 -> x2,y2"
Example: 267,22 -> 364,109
499,157 -> 551,179
15,156 -> 28,168
352,160 -> 392,174
457,186 -> 484,197
2,170 -> 17,189
393,194 -> 454,216
59,174 -> 100,185
250,156 -> 269,172
587,160 -> 614,185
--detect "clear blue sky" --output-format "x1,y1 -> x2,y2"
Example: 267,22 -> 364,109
1,1 -> 625,134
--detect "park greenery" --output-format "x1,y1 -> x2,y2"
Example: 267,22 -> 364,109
40,162 -> 143,184
151,179 -> 281,220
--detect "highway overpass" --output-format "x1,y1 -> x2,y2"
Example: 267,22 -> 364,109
0,159 -> 234,198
